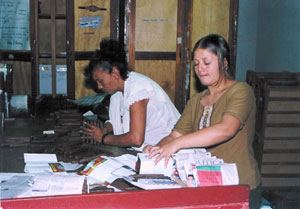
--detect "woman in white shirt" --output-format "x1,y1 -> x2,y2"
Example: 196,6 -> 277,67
82,39 -> 180,151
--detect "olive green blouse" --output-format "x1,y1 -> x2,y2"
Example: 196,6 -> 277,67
174,82 -> 261,189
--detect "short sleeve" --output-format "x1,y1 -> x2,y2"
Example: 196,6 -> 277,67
123,73 -> 165,108
223,83 -> 256,126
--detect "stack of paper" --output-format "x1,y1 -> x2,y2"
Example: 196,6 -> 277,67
0,173 -> 85,199
78,154 -> 137,184
123,175 -> 182,190
136,153 -> 174,177
24,153 -> 59,173
174,149 -> 239,187
30,174 -> 85,197
0,175 -> 34,199
24,153 -> 83,173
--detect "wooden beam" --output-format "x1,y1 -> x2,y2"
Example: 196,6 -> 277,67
66,0 -> 75,99
135,52 -> 176,60
228,0 -> 239,79
175,0 -> 193,113
31,0 -> 40,102
127,0 -> 136,70
118,0 -> 125,45
110,0 -> 118,40
0,51 -> 31,61
50,0 -> 56,97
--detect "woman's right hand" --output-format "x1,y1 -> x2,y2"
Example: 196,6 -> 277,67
142,145 -> 153,153
81,121 -> 104,143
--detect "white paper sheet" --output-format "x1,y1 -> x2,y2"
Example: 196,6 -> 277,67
137,153 -> 174,176
24,153 -> 57,163
31,174 -> 85,197
0,175 -> 34,199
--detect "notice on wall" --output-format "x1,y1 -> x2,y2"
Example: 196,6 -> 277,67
0,0 -> 30,50
79,16 -> 103,29
39,65 -> 67,95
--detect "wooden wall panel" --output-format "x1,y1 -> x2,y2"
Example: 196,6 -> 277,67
74,0 -> 110,99
7,61 -> 32,95
264,140 -> 300,149
265,128 -> 300,138
75,60 -> 94,99
263,153 -> 300,163
132,0 -> 178,102
74,0 -> 110,51
135,60 -> 176,102
190,0 -> 230,97
262,177 -> 300,187
135,0 -> 177,51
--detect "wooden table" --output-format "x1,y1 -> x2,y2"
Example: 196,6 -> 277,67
1,185 -> 250,209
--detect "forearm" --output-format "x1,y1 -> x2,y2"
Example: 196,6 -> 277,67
173,123 -> 236,150
155,130 -> 182,146
102,131 -> 144,147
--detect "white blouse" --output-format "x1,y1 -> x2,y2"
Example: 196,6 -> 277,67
106,72 -> 180,151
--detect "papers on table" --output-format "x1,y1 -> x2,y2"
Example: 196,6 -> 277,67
24,153 -> 57,164
0,173 -> 85,199
174,149 -> 239,187
30,174 -> 85,197
123,175 -> 181,190
78,154 -> 136,184
24,153 -> 82,173
24,153 -> 59,173
136,153 -> 174,177
1,148 -> 240,200
1,153 -> 85,199
1,175 -> 34,199
43,130 -> 55,135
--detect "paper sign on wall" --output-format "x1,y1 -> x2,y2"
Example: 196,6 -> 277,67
0,0 -> 30,50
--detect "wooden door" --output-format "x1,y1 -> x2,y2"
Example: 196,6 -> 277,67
126,0 -> 180,106
190,0 -> 239,97
74,0 -> 111,99
126,0 -> 238,111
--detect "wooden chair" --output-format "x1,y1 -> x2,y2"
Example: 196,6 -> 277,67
247,70 -> 300,208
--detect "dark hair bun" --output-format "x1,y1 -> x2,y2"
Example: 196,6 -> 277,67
94,39 -> 126,63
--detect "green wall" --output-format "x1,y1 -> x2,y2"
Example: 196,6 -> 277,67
236,0 -> 300,82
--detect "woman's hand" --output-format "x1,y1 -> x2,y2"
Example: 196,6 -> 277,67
143,145 -> 153,153
81,122 -> 104,143
148,140 -> 181,168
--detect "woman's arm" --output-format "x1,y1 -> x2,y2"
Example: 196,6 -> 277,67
149,114 -> 241,167
101,98 -> 149,147
143,130 -> 182,153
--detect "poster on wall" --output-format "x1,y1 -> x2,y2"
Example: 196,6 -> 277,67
0,0 -> 30,50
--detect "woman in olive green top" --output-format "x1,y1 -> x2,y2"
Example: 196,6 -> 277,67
145,34 -> 261,209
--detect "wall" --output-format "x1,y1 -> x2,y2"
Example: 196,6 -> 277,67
235,1 -> 258,82
256,0 -> 300,73
236,0 -> 300,82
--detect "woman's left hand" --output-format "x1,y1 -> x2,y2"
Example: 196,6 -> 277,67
148,141 -> 180,168
81,122 -> 104,142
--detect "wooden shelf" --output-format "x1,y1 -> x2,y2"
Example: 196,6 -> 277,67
38,14 -> 66,19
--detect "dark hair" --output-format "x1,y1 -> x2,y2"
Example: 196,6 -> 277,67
83,39 -> 130,91
192,34 -> 232,80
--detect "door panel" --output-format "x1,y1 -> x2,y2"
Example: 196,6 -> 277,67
128,0 -> 178,102
190,0 -> 231,97
74,0 -> 111,99
135,0 -> 177,52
